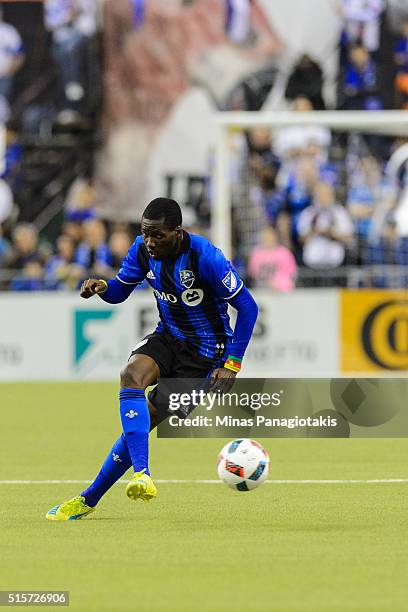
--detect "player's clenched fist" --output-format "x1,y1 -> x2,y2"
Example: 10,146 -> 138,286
80,278 -> 108,298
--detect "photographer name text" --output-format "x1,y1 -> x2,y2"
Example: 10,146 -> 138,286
168,414 -> 338,429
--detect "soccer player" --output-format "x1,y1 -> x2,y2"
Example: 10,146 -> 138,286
46,198 -> 258,520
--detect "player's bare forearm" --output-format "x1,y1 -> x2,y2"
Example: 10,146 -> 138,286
80,278 -> 108,299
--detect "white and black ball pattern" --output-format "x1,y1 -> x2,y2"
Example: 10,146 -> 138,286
217,439 -> 270,491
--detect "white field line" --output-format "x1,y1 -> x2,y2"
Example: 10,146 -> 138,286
1,479 -> 408,485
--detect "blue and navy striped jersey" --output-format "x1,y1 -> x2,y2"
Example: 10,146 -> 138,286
116,232 -> 243,360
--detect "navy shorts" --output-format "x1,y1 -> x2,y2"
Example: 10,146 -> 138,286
131,331 -> 219,421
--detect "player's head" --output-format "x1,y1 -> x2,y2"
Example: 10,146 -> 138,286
141,197 -> 183,260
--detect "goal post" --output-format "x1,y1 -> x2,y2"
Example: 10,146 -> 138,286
213,110 -> 408,259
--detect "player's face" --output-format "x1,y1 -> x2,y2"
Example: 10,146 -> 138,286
141,218 -> 182,260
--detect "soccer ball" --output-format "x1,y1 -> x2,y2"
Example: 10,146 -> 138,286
217,439 -> 270,491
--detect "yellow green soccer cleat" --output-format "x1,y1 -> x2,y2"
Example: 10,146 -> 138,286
126,470 -> 157,502
45,495 -> 95,521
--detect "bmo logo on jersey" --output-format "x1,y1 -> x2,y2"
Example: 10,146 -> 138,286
153,288 -> 204,306
153,289 -> 178,303
181,288 -> 204,306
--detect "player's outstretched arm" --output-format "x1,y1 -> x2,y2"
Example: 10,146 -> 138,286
80,277 -> 136,303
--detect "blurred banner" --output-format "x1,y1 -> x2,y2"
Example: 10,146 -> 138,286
96,0 -> 282,220
0,289 -> 337,380
0,290 -> 406,381
341,290 -> 408,372
156,378 -> 408,438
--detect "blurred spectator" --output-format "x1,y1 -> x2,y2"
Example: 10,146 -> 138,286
0,178 -> 14,224
1,128 -> 22,192
44,234 -> 82,289
61,220 -> 83,245
254,171 -> 283,229
9,260 -> 46,291
247,127 -> 278,168
108,229 -> 132,268
246,127 -> 280,196
0,8 -> 25,120
7,223 -> 49,271
394,17 -> 408,109
248,225 -> 297,291
285,54 -> 325,110
346,155 -> 381,256
107,225 -> 150,290
274,97 -> 331,167
75,218 -> 112,277
298,181 -> 354,271
341,44 -> 383,110
65,179 -> 96,222
363,213 -> 408,286
339,0 -> 385,52
224,0 -> 256,46
0,223 -> 12,267
44,0 -> 98,122
276,157 -> 319,258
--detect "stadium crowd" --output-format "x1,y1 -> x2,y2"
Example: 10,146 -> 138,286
0,0 -> 407,291
238,117 -> 408,289
233,0 -> 408,289
0,180 -> 147,291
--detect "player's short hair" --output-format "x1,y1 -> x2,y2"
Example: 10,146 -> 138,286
142,197 -> 182,229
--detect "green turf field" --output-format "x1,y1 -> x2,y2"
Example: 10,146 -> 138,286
1,382 -> 408,611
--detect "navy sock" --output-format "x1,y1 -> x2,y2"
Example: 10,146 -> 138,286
119,388 -> 150,475
81,434 -> 131,507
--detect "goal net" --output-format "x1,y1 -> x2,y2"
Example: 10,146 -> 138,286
212,111 -> 408,289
